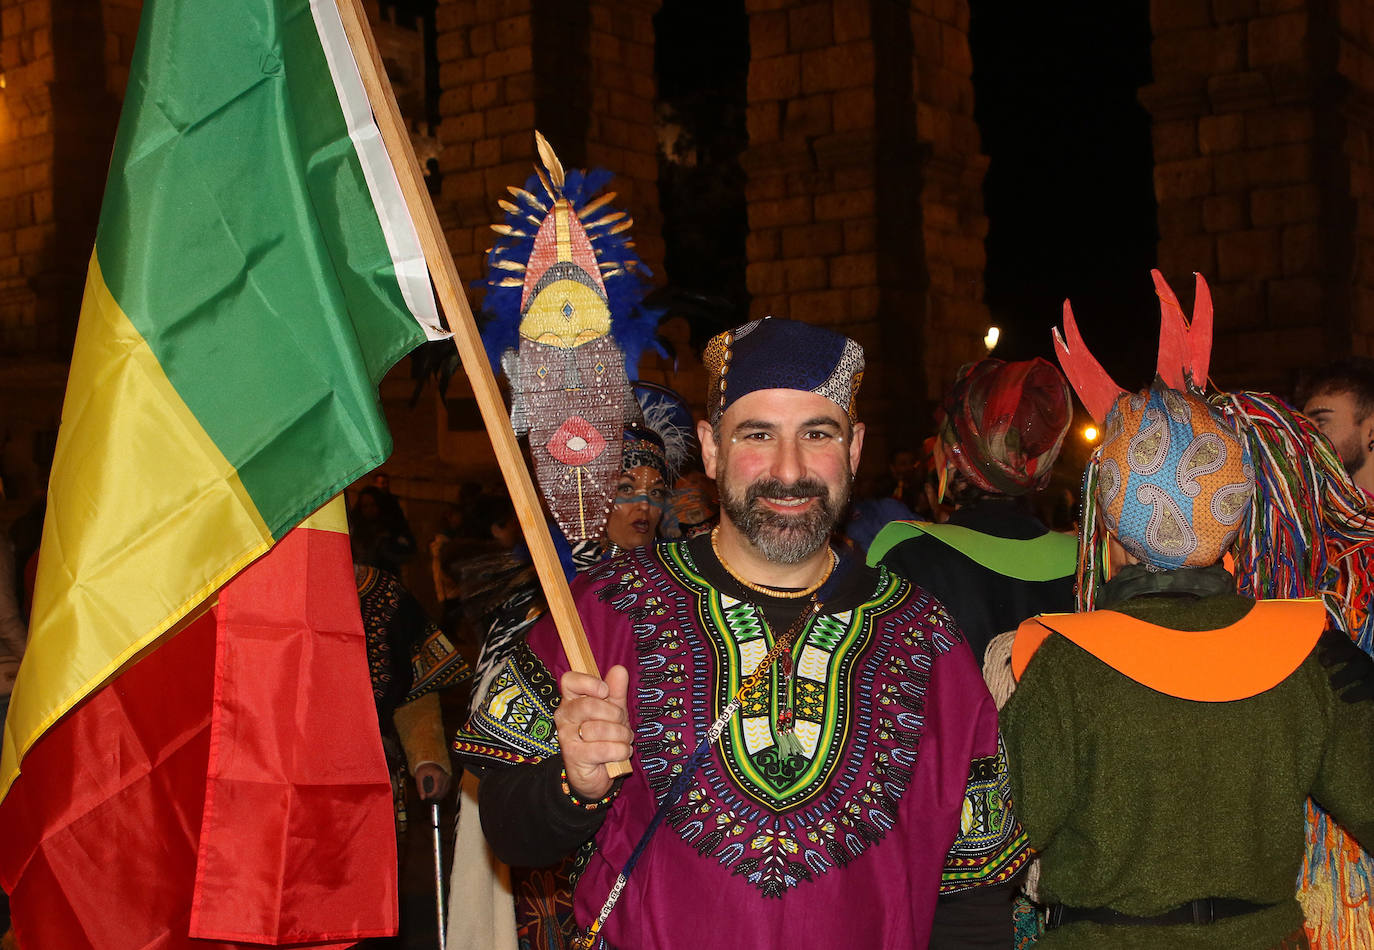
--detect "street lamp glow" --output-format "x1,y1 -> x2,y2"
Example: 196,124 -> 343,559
1083,425 -> 1099,442
983,326 -> 1000,351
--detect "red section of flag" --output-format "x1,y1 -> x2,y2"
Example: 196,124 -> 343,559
0,523 -> 396,948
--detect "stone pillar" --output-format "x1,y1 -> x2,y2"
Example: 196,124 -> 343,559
743,0 -> 988,463
434,0 -> 662,299
1142,0 -> 1374,389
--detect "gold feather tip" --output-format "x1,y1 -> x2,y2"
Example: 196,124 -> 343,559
579,192 -> 618,217
534,130 -> 566,191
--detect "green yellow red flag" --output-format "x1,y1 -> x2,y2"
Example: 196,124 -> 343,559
0,0 -> 447,944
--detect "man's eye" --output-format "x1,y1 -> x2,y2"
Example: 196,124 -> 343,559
649,488 -> 669,502
616,483 -> 635,495
802,429 -> 834,441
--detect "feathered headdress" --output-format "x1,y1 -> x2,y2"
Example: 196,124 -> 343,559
479,132 -> 663,376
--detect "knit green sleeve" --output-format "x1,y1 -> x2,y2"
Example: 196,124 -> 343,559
1310,657 -> 1374,851
1000,635 -> 1078,855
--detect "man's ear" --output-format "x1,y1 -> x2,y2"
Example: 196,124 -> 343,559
698,419 -> 719,479
848,421 -> 865,474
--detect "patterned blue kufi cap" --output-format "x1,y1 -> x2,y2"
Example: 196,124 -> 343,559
702,317 -> 865,424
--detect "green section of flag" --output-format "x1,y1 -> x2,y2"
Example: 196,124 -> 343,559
95,0 -> 426,539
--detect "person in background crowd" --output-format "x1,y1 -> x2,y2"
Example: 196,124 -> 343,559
869,358 -> 1077,664
351,485 -> 418,577
1297,358 -> 1374,498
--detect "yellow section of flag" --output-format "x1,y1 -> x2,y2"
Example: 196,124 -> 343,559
0,254 -> 274,800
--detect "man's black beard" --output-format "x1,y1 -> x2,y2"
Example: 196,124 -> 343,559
720,475 -> 847,564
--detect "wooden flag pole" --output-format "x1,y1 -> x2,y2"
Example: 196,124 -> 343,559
334,0 -> 630,776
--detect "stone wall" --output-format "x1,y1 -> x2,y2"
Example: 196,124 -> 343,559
1143,0 -> 1374,390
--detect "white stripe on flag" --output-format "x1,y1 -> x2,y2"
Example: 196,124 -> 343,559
309,0 -> 449,341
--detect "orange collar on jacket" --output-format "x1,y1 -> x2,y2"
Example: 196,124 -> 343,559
1011,599 -> 1326,701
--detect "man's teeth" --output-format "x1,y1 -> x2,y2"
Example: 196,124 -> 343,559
767,497 -> 809,507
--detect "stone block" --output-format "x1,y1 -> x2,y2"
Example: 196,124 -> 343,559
440,57 -> 483,87
1155,26 -> 1244,77
473,136 -> 501,166
746,173 -> 787,202
1198,113 -> 1244,154
800,42 -> 874,94
782,222 -> 843,258
1153,118 -> 1199,161
849,286 -> 881,319
748,53 -> 801,101
483,47 -> 532,79
439,87 -> 472,117
1154,157 -> 1214,200
814,188 -> 873,221
495,14 -> 532,50
835,1 -> 871,42
790,288 -> 852,322
1213,0 -> 1257,22
783,93 -> 833,137
1282,222 -> 1319,275
789,3 -> 833,51
942,23 -> 973,76
750,10 -> 789,60
437,0 -> 478,32
843,219 -> 876,252
832,86 -> 875,132
1158,234 -> 1217,276
748,101 -> 781,144
445,111 -> 483,142
14,224 -> 43,255
1250,183 -> 1320,227
1207,70 -> 1272,110
505,73 -> 535,101
1248,11 -> 1308,67
747,260 -> 787,295
784,256 -> 829,291
436,30 -> 467,63
1216,227 -> 1281,279
829,253 -> 877,288
1245,105 -> 1314,147
471,79 -> 501,110
1151,0 -> 1213,32
469,23 -> 494,56
443,141 -> 474,172
750,195 -> 812,228
1209,279 -> 1266,329
589,30 -> 623,63
1266,277 -> 1323,325
746,228 -> 781,261
1202,195 -> 1246,232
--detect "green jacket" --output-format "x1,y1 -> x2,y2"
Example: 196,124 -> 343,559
1003,595 -> 1374,950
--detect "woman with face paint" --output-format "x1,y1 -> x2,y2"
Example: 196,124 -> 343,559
603,424 -> 672,556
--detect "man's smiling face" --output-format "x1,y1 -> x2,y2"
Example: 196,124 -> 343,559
701,388 -> 864,564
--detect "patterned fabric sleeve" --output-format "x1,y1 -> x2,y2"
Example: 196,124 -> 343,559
939,734 -> 1030,894
453,639 -> 563,769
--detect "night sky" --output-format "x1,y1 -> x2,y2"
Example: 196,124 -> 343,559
971,0 -> 1160,391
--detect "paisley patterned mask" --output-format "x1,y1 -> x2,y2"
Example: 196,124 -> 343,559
1097,384 -> 1253,571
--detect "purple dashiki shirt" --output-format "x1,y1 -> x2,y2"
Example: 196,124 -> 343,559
464,539 -> 1027,949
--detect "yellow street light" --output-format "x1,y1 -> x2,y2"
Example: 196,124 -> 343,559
983,326 -> 1000,351
1083,425 -> 1099,442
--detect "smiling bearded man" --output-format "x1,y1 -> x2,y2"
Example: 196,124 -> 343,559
455,317 -> 1029,950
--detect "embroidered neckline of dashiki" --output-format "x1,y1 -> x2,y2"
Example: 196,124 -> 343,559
582,540 -> 952,895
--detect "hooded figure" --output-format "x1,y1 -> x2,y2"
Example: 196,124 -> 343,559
868,357 -> 1077,663
1002,273 -> 1374,950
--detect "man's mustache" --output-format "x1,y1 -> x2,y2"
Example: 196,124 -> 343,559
745,478 -> 828,503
